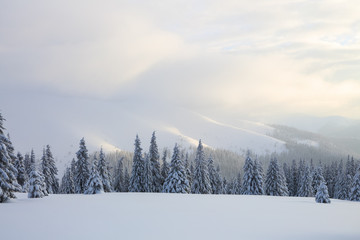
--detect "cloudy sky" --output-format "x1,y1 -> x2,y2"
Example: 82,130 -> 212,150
1,0 -> 360,154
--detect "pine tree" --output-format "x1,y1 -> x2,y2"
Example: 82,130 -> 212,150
113,157 -> 124,192
191,140 -> 211,194
253,159 -> 264,195
160,149 -> 169,186
149,132 -> 162,192
163,144 -> 190,193
334,160 -> 344,199
265,158 -> 288,196
85,161 -> 103,194
41,145 -> 59,194
74,138 -> 90,193
288,159 -> 298,196
231,173 -> 242,194
312,166 -> 325,195
124,168 -> 130,192
298,163 -> 313,197
315,181 -> 331,203
242,153 -> 263,195
129,135 -> 146,192
184,153 -> 193,189
0,113 -> 21,202
350,167 -> 360,201
28,158 -> 47,198
97,147 -> 112,192
143,153 -> 152,192
207,155 -> 218,194
15,152 -> 27,190
60,167 -> 75,194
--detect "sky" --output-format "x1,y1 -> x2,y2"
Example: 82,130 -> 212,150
1,0 -> 360,156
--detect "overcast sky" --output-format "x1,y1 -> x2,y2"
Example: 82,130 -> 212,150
1,0 -> 360,155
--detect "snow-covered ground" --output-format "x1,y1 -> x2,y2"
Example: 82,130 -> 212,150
1,193 -> 360,240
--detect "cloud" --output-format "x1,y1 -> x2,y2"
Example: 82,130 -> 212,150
1,0 -> 360,119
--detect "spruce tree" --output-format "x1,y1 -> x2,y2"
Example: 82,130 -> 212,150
265,158 -> 288,196
85,161 -> 103,194
97,147 -> 112,192
60,166 -> 75,194
253,159 -> 264,195
41,145 -> 59,194
191,140 -> 211,194
207,155 -> 218,194
15,152 -> 27,190
298,164 -> 313,197
163,144 -> 190,193
315,181 -> 331,203
215,165 -> 223,194
0,113 -> 21,202
129,135 -> 146,192
28,159 -> 47,198
288,159 -> 298,196
231,172 -> 242,194
74,138 -> 90,193
350,168 -> 360,201
242,152 -> 263,195
312,167 -> 325,195
184,153 -> 193,189
149,132 -> 162,192
124,167 -> 130,192
143,153 -> 152,192
113,157 -> 124,192
160,149 -> 169,185
24,153 -> 31,177
334,160 -> 344,199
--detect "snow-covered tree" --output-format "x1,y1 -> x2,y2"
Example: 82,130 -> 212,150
160,149 -> 169,185
242,153 -> 263,195
231,172 -> 242,195
143,153 -> 152,192
191,140 -> 211,194
163,144 -> 190,193
315,181 -> 330,203
208,155 -> 222,194
41,145 -> 59,194
288,159 -> 298,196
85,161 -> 103,194
350,168 -> 360,201
24,153 -> 31,177
124,168 -> 130,192
28,159 -> 47,198
149,132 -> 162,192
265,158 -> 288,196
0,113 -> 21,202
74,138 -> 90,194
14,152 -> 27,190
129,135 -> 146,192
60,167 -> 75,194
113,157 -> 124,192
97,147 -> 112,192
334,160 -> 344,199
184,153 -> 193,189
298,163 -> 313,197
312,167 -> 325,195
253,159 -> 264,195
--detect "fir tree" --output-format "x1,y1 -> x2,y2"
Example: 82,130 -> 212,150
315,181 -> 331,203
265,158 -> 288,196
184,153 -> 193,189
124,168 -> 130,192
350,167 -> 360,201
334,160 -> 344,199
149,132 -> 162,192
28,159 -> 47,198
231,172 -> 242,194
191,140 -> 211,194
74,138 -> 90,193
129,135 -> 146,192
312,166 -> 325,195
207,155 -> 218,194
85,161 -> 103,194
288,159 -> 298,196
113,157 -> 124,192
298,163 -> 313,197
242,152 -> 263,195
253,159 -> 264,195
15,152 -> 27,190
0,113 -> 21,202
60,167 -> 75,194
41,145 -> 59,194
163,144 -> 190,193
160,149 -> 169,185
143,153 -> 152,192
97,147 -> 112,192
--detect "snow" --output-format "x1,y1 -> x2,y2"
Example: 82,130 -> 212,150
1,193 -> 360,240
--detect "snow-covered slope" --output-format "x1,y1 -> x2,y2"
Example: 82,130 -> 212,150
2,193 -> 360,240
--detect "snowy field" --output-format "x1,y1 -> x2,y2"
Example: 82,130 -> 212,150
1,193 -> 360,240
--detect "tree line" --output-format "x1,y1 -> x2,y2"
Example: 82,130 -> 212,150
1,111 -> 360,204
